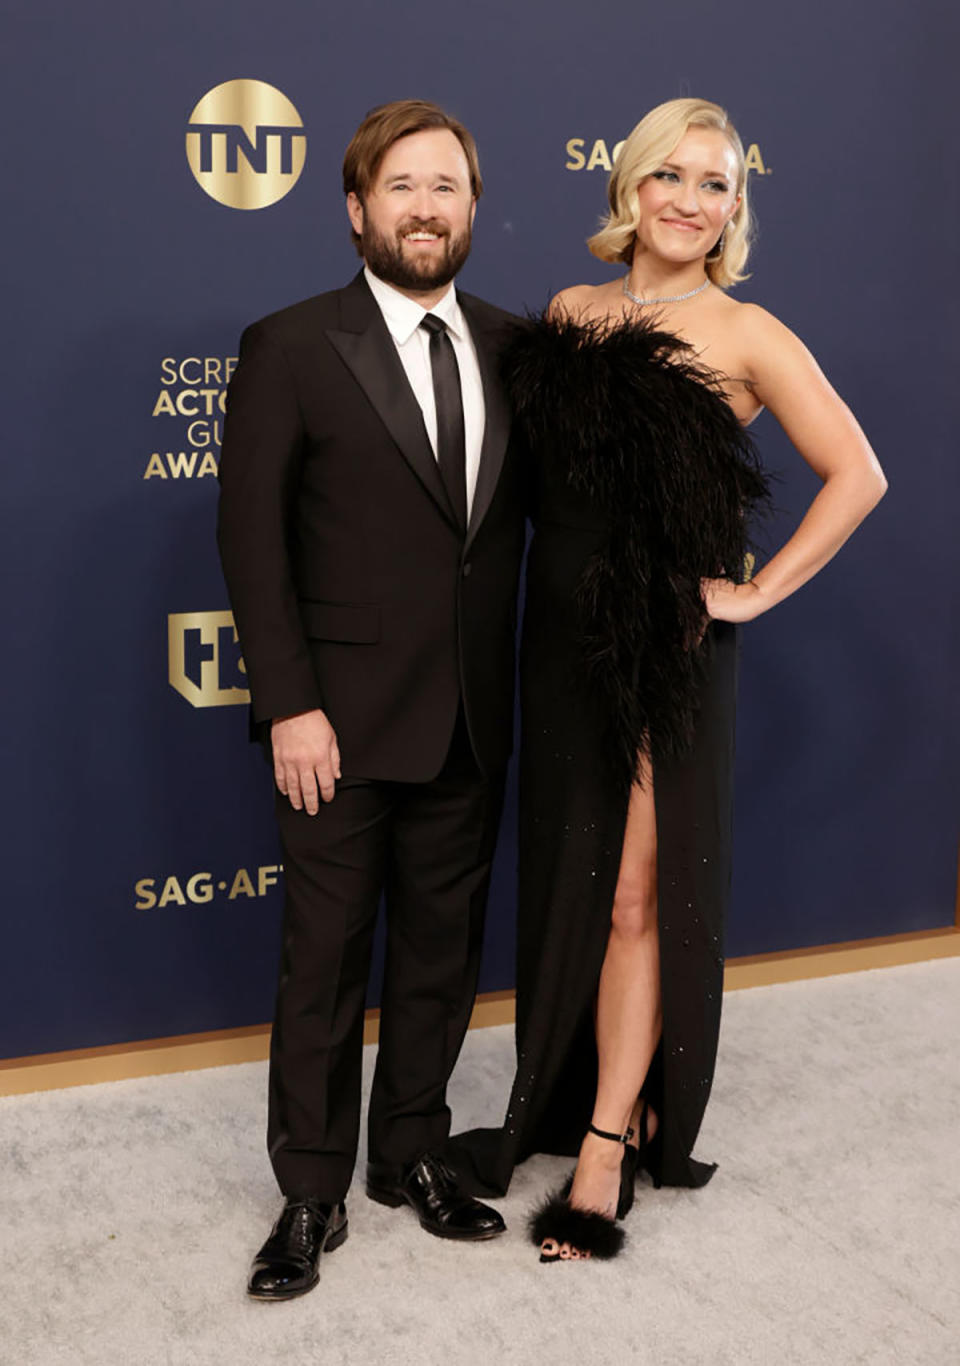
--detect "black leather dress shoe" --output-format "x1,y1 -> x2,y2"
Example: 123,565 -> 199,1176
366,1152 -> 505,1241
247,1198 -> 348,1300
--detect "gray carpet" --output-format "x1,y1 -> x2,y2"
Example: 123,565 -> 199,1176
2,960 -> 958,1366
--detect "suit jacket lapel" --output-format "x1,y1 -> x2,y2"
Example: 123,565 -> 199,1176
459,293 -> 510,553
325,273 -> 458,529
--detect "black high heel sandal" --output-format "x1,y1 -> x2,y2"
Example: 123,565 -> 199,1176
529,1122 -> 636,1263
631,1097 -> 663,1190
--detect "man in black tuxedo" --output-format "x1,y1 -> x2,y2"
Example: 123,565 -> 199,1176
217,100 -> 524,1300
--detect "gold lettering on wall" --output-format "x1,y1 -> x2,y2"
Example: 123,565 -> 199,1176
186,80 -> 306,210
566,137 -> 768,174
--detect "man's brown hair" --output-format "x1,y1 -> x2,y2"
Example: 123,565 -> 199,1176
342,99 -> 483,252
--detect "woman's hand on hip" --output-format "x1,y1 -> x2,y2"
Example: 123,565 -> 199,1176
700,576 -> 768,624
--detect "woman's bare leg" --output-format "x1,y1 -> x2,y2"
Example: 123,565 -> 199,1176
541,764 -> 661,1260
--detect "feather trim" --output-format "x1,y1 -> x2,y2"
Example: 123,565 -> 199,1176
528,1188 -> 626,1259
503,311 -> 771,787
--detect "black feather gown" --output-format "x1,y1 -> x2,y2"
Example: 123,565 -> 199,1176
450,312 -> 770,1194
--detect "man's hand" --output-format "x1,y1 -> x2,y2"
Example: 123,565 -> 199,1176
271,709 -> 341,814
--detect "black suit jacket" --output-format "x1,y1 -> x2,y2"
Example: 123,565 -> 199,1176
217,272 -> 525,782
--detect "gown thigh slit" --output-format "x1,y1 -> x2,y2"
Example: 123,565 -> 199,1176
594,761 -> 662,1126
446,313 -> 768,1199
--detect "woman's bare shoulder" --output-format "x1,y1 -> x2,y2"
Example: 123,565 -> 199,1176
722,301 -> 823,384
548,281 -> 619,322
722,298 -> 796,345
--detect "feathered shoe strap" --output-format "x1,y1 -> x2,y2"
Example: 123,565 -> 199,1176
528,1188 -> 627,1261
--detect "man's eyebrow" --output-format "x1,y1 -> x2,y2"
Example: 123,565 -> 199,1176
381,172 -> 462,185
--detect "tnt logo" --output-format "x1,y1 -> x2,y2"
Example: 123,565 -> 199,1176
186,79 -> 306,210
168,611 -> 250,708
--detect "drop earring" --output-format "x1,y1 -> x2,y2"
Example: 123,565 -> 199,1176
706,227 -> 726,262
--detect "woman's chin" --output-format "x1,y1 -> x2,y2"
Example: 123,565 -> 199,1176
637,240 -> 705,268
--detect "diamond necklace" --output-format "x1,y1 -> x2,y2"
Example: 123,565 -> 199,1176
622,276 -> 710,306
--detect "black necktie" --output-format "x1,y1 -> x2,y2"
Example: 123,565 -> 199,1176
420,312 -> 467,532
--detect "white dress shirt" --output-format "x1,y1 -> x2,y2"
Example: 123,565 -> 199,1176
364,266 -> 485,520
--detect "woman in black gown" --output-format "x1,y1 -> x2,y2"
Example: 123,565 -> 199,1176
451,97 -> 887,1261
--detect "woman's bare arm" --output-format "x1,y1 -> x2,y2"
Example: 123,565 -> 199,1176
703,305 -> 888,622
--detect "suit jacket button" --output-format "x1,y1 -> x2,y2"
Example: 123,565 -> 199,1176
462,562 -> 472,577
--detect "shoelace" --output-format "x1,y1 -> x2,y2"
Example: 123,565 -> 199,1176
279,1203 -> 322,1252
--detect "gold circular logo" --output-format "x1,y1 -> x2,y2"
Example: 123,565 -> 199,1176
186,79 -> 306,210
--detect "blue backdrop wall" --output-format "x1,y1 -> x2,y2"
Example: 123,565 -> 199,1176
2,0 -> 957,1059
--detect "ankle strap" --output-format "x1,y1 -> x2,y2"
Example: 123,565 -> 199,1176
588,1122 -> 635,1145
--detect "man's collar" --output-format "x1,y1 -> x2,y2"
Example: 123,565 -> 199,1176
363,266 -> 463,343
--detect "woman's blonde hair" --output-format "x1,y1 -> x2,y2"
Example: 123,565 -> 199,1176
587,98 -> 751,288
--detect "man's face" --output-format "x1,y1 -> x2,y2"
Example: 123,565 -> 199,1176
347,128 -> 476,296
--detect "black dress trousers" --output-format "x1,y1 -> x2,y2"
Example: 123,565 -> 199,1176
267,709 -> 506,1201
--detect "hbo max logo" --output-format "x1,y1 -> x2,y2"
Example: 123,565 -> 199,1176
186,79 -> 306,210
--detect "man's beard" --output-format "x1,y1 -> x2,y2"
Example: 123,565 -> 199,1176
362,216 -> 472,293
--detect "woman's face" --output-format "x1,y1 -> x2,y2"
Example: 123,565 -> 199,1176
632,126 -> 740,265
